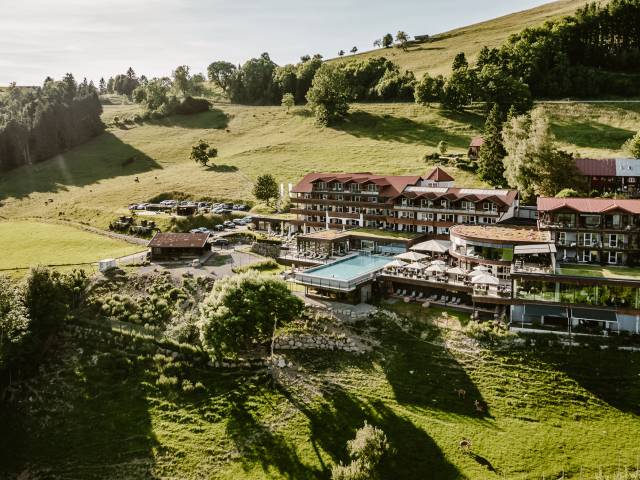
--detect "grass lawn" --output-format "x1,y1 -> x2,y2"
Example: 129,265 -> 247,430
0,221 -> 143,272
558,264 -> 640,280
330,0 -> 588,78
0,101 -> 637,231
2,308 -> 640,479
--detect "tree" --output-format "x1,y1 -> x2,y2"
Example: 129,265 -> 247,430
190,139 -> 217,167
373,39 -> 381,48
98,77 -> 106,94
477,104 -> 507,186
441,68 -> 474,110
253,173 -> 279,204
414,73 -> 444,105
437,140 -> 448,155
395,31 -> 410,50
477,65 -> 532,114
338,50 -> 345,57
0,275 -> 30,376
306,64 -> 351,126
281,92 -> 295,112
502,107 -> 582,200
206,61 -> 237,93
199,273 -> 304,358
623,131 -> 640,157
126,67 -> 136,79
350,46 -> 358,55
332,422 -> 389,480
382,33 -> 393,48
452,52 -> 468,71
172,65 -> 192,96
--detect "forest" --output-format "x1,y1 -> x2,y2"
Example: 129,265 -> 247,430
0,75 -> 103,172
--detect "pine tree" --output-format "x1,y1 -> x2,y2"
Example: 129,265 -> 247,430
477,104 -> 507,186
98,77 -> 106,94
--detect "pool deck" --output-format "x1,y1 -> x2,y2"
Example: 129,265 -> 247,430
294,254 -> 391,291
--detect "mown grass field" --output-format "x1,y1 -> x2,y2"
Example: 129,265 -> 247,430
0,221 -> 143,272
332,0 -> 593,78
1,306 -> 639,479
1,100 -> 638,231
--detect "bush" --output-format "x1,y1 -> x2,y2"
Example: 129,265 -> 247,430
156,374 -> 179,390
174,96 -> 210,115
332,422 -> 389,480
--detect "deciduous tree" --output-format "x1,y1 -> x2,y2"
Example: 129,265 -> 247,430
253,174 -> 279,204
306,64 -> 351,126
190,139 -> 217,167
206,61 -> 237,93
382,33 -> 393,48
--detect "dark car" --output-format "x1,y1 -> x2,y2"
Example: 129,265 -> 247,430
213,238 -> 229,246
214,224 -> 225,231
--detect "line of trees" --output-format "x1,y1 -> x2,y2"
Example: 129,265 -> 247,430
0,75 -> 104,172
478,0 -> 640,98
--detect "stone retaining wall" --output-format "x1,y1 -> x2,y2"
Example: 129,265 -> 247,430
274,333 -> 369,354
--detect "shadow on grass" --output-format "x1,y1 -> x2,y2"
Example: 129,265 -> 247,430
375,314 -> 491,418
333,111 -> 472,148
551,120 -> 635,150
0,131 -> 162,202
205,164 -> 238,172
0,347 -> 160,478
226,391 -> 322,479
545,347 -> 640,415
149,108 -> 230,130
280,383 -> 462,480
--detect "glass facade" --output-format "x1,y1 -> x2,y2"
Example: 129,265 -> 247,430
514,277 -> 640,309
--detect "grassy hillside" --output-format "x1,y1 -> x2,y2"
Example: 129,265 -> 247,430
335,0 -> 594,78
0,221 -> 143,272
0,101 -> 638,231
2,306 -> 639,479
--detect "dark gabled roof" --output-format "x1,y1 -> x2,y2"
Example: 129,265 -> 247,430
148,232 -> 210,249
576,158 -> 617,177
425,167 -> 455,182
537,197 -> 640,214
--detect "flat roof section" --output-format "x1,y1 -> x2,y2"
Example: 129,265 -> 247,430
451,225 -> 551,244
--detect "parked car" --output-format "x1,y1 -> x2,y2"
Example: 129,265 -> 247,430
214,224 -> 225,231
213,238 -> 229,246
190,227 -> 209,233
235,204 -> 250,211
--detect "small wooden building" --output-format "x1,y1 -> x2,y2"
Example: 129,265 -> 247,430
468,137 -> 484,160
148,232 -> 211,261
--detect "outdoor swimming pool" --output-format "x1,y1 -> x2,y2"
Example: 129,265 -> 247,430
304,254 -> 391,281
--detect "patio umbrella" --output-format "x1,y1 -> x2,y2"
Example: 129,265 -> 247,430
385,259 -> 406,269
405,262 -> 428,270
470,273 -> 500,285
472,265 -> 489,272
410,239 -> 451,254
430,259 -> 447,266
395,251 -> 428,262
425,263 -> 447,273
446,266 -> 466,275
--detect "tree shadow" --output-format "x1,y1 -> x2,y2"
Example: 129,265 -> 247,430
551,120 -> 635,150
279,382 -> 462,480
376,315 -> 492,418
0,346 -> 159,479
332,111 -> 472,148
0,131 -> 162,202
225,384 -> 322,479
149,108 -> 230,130
542,346 -> 640,415
206,164 -> 238,172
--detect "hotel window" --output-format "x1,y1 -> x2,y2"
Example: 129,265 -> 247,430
367,184 -> 378,192
461,200 -> 474,211
332,183 -> 343,191
483,202 -> 497,213
353,196 -> 361,202
581,233 -> 593,246
608,251 -> 619,264
440,200 -> 448,208
582,250 -> 592,262
350,184 -> 361,192
558,232 -> 566,245
609,234 -> 618,248
368,197 -> 376,202
336,195 -> 343,201
428,212 -> 435,221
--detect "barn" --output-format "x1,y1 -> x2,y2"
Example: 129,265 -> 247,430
148,232 -> 211,261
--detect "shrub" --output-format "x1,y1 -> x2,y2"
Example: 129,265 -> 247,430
332,422 -> 389,480
174,96 -> 210,115
156,374 -> 179,390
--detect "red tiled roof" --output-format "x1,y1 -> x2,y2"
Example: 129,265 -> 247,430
469,137 -> 484,148
395,188 -> 518,207
575,158 -> 617,177
425,167 -> 455,182
148,232 -> 210,248
537,197 -> 640,214
292,172 -> 422,197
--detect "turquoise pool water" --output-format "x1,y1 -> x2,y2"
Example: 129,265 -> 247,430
305,254 -> 390,281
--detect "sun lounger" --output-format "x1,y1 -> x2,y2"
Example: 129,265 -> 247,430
396,288 -> 402,296
402,289 -> 407,296
417,292 -> 424,299
411,291 -> 416,298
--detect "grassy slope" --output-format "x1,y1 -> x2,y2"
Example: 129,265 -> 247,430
333,0 -> 594,78
1,101 -> 638,231
0,221 -> 142,271
2,306 -> 639,479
